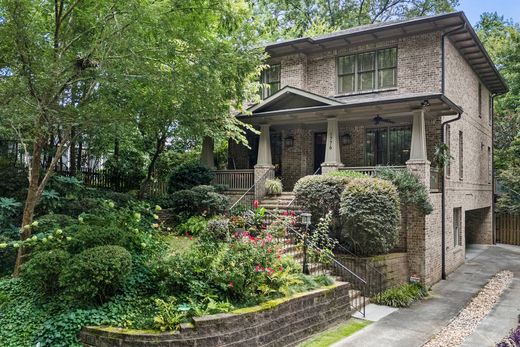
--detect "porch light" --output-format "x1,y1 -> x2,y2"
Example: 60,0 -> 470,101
301,212 -> 312,226
421,100 -> 431,112
341,133 -> 352,146
284,135 -> 294,148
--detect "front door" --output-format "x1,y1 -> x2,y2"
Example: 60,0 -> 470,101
314,132 -> 327,172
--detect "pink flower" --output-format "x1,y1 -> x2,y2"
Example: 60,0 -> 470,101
282,211 -> 288,216
229,282 -> 233,288
279,266 -> 283,271
277,255 -> 281,259
189,236 -> 193,241
290,211 -> 295,216
255,265 -> 260,272
254,200 -> 259,209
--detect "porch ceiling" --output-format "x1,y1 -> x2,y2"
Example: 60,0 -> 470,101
239,93 -> 462,126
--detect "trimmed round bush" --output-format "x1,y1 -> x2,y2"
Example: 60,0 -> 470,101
60,245 -> 132,304
66,225 -> 137,254
294,174 -> 358,222
325,170 -> 366,179
165,185 -> 229,220
168,162 -> 215,193
21,249 -> 70,295
339,177 -> 401,256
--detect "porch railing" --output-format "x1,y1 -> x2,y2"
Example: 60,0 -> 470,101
338,165 -> 406,176
212,169 -> 254,191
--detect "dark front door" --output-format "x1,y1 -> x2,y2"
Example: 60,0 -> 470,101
314,132 -> 327,172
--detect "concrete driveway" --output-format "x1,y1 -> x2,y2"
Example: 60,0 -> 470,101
333,244 -> 520,347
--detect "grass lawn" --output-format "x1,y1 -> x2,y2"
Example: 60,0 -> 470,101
299,319 -> 371,347
163,234 -> 197,255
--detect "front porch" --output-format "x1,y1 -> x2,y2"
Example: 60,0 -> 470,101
202,87 -> 455,198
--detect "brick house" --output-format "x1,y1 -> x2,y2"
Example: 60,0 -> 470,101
201,12 -> 507,285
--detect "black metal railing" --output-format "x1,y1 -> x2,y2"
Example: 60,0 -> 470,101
229,169 -> 274,212
264,210 -> 370,317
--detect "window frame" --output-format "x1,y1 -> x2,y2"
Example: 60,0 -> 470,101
478,82 -> 482,118
453,207 -> 462,247
364,125 -> 412,166
445,124 -> 451,178
337,47 -> 398,95
260,64 -> 281,99
458,130 -> 464,181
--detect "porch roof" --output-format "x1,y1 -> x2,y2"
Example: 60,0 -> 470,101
240,91 -> 463,126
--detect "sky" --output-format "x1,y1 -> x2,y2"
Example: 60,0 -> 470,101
457,0 -> 520,25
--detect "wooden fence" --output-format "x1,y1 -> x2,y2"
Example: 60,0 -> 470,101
56,169 -> 138,192
496,213 -> 520,246
212,169 -> 254,191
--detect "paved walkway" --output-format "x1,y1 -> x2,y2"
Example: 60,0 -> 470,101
333,244 -> 520,347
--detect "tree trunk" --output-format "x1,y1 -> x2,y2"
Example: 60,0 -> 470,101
13,136 -> 45,276
138,136 -> 166,199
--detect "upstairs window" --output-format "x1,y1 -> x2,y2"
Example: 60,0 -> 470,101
337,47 -> 397,94
260,64 -> 281,99
453,207 -> 462,247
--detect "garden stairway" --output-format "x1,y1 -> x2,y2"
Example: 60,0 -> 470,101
282,243 -> 369,314
260,192 -> 301,213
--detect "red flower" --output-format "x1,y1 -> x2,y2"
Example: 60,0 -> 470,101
189,236 -> 193,241
277,255 -> 281,259
282,211 -> 288,216
229,282 -> 233,288
255,265 -> 260,272
290,211 -> 295,216
185,232 -> 190,237
279,266 -> 283,271
254,200 -> 259,209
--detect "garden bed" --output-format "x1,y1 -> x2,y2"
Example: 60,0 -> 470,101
80,283 -> 351,347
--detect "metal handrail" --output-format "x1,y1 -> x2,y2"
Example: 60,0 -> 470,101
229,169 -> 272,211
264,209 -> 369,316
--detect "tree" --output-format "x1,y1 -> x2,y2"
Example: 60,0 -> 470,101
251,0 -> 459,40
476,13 -> 520,211
0,0 -> 264,275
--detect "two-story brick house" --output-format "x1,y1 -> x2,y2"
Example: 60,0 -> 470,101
201,11 -> 507,285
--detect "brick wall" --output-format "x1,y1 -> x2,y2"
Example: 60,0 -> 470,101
80,283 -> 351,347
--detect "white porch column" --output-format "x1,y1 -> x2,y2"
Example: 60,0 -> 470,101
409,109 -> 427,161
254,124 -> 274,199
407,108 -> 430,189
321,117 -> 343,174
200,136 -> 216,169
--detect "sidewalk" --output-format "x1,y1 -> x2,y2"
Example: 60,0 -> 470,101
332,245 -> 520,347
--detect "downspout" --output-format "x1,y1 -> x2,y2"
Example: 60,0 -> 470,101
440,22 -> 466,280
440,112 -> 461,280
491,94 -> 496,244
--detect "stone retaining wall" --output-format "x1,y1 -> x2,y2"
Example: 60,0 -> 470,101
80,283 -> 351,347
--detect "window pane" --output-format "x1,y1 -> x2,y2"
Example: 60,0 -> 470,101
378,68 -> 396,88
388,126 -> 411,165
378,48 -> 397,69
338,55 -> 355,75
358,52 -> 375,72
339,74 -> 355,93
269,82 -> 280,95
358,71 -> 374,90
266,65 -> 280,83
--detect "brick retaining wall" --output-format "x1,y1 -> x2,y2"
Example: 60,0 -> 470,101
80,283 -> 351,347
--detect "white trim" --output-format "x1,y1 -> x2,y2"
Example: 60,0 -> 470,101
248,86 -> 343,113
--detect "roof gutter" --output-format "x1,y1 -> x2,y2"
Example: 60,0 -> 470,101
491,93 -> 497,245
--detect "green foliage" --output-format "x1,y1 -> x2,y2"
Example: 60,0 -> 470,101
21,250 -> 70,295
201,218 -> 230,243
65,225 -> 138,255
0,197 -> 22,226
49,176 -> 85,198
165,185 -> 229,220
307,212 -> 338,264
60,245 -> 132,305
168,162 -> 215,193
175,216 -> 208,236
153,297 -> 185,331
38,189 -> 62,214
339,178 -> 401,256
375,167 -> 433,214
433,143 -> 453,169
32,214 -> 76,234
265,178 -> 283,195
105,148 -> 147,191
373,282 -> 428,307
0,162 -> 27,201
325,170 -> 366,179
294,175 -> 350,223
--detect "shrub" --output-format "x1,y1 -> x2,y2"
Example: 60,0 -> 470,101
201,218 -> 230,243
168,162 -> 215,193
166,185 -> 228,220
84,189 -> 135,207
374,167 -> 433,214
325,170 -> 366,179
66,225 -> 137,254
0,234 -> 17,277
293,174 -> 358,225
339,178 -> 401,256
175,216 -> 208,236
0,161 -> 27,201
0,197 -> 22,227
60,245 -> 132,305
21,249 -> 70,295
373,282 -> 428,307
33,214 -> 75,233
265,178 -> 283,196
48,176 -> 84,198
59,197 -> 101,217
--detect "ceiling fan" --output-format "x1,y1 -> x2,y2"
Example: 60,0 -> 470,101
373,115 -> 395,125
